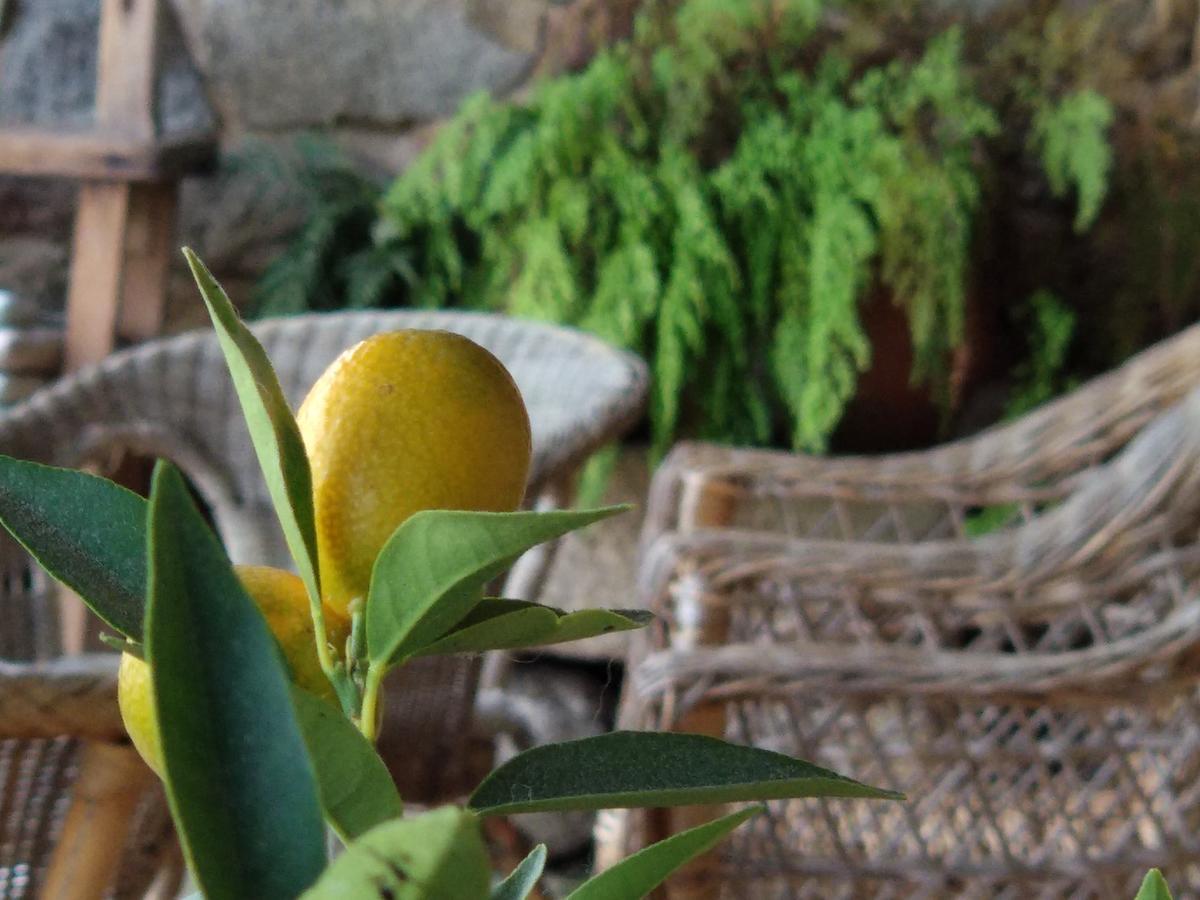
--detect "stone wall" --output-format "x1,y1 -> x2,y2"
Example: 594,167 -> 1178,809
0,0 -> 626,329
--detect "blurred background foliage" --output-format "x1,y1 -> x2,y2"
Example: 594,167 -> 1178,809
252,0 -> 1200,458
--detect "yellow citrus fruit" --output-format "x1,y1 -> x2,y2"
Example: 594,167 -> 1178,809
118,565 -> 349,776
118,650 -> 161,775
297,330 -> 532,615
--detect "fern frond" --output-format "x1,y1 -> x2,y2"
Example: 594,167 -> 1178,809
582,242 -> 661,346
1005,289 -> 1077,418
1032,89 -> 1114,232
508,218 -> 580,323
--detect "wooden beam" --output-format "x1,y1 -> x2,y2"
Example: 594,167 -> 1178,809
95,0 -> 160,139
63,183 -> 131,372
0,127 -> 216,182
117,182 -> 177,342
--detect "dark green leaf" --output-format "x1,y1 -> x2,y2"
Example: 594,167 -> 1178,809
416,598 -> 652,656
183,249 -> 321,605
0,455 -> 146,639
367,507 -> 625,666
147,462 -> 326,900
469,731 -> 902,815
566,807 -> 759,899
291,686 -> 403,841
302,806 -> 489,899
1135,870 -> 1174,900
491,844 -> 546,900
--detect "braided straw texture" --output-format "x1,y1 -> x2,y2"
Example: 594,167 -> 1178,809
604,323 -> 1200,898
0,310 -> 647,898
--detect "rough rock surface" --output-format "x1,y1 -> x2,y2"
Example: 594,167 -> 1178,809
0,0 -> 212,132
168,0 -> 538,131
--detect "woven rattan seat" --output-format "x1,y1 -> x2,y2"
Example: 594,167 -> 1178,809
0,309 -> 647,898
602,323 -> 1200,898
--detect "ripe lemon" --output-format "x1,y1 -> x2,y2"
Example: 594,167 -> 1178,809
297,330 -> 532,615
118,565 -> 348,775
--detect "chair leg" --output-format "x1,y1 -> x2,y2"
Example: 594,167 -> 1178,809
39,741 -> 157,900
649,477 -> 737,900
141,835 -> 186,900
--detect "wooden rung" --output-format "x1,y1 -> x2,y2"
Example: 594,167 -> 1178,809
0,127 -> 216,182
38,742 -> 158,900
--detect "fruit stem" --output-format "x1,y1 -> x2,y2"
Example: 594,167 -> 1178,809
308,588 -> 337,681
308,586 -> 358,718
360,663 -> 385,743
348,605 -> 367,672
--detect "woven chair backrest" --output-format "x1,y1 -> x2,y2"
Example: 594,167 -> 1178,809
637,385 -> 1200,693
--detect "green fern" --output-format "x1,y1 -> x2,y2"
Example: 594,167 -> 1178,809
1032,90 -> 1114,232
1005,289 -> 1077,419
257,0 -> 1116,457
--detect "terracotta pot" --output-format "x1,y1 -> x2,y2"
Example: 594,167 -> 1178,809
830,288 -> 994,454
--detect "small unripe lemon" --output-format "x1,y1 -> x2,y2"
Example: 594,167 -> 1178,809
118,565 -> 348,775
297,330 -> 532,615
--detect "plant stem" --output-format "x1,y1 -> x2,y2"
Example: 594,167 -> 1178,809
307,589 -> 337,680
348,605 -> 367,673
308,587 -> 357,718
360,664 -> 385,743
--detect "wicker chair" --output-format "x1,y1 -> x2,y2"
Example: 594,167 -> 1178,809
0,309 -> 647,899
602,322 -> 1200,898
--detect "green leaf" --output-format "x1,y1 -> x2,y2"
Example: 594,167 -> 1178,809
302,806 -> 490,899
147,462 -> 326,900
469,731 -> 902,816
291,686 -> 403,841
491,844 -> 546,900
183,249 -> 321,605
566,807 -> 759,900
99,633 -> 139,656
367,506 -> 625,666
0,455 -> 146,640
416,598 -> 652,656
1135,870 -> 1174,900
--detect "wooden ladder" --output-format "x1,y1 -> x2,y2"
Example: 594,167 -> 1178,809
0,2 -> 213,896
0,0 -> 215,369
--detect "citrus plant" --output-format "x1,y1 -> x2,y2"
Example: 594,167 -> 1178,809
0,250 -> 901,898
1135,870 -> 1173,900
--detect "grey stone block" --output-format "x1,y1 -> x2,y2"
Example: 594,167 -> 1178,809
0,0 -> 213,133
169,0 -> 537,131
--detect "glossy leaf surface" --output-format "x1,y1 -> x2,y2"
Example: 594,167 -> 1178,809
470,731 -> 902,816
147,463 -> 325,900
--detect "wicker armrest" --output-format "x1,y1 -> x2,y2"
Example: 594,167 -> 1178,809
644,324 -> 1200,541
0,654 -> 122,741
631,594 -> 1200,707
